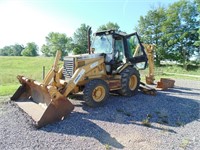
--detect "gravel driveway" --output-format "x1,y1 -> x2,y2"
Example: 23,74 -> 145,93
0,79 -> 199,150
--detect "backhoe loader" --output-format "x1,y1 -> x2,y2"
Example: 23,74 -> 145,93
11,29 -> 149,128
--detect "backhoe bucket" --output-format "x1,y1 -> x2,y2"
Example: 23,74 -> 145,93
156,78 -> 175,90
11,76 -> 74,128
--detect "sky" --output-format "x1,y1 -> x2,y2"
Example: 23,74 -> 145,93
0,0 -> 179,50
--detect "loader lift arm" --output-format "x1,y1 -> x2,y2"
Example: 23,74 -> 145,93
11,51 -> 73,128
42,50 -> 62,86
11,51 -> 106,128
61,57 -> 105,97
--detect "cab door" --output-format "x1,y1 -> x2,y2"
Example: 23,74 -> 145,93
125,32 -> 148,69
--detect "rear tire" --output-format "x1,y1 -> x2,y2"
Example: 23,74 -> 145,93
83,79 -> 109,107
119,67 -> 140,96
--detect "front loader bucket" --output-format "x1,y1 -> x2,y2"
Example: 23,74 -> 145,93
11,76 -> 74,128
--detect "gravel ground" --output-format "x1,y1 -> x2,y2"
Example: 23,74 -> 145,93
0,79 -> 199,150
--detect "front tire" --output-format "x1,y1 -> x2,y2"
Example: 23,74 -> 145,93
119,67 -> 140,96
83,79 -> 109,107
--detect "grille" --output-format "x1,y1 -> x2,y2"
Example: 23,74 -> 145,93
63,57 -> 74,79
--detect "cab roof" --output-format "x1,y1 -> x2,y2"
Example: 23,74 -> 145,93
94,30 -> 128,37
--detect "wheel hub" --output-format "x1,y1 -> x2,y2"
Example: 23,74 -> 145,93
92,86 -> 105,102
129,75 -> 137,90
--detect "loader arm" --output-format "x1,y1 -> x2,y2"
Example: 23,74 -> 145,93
11,50 -> 75,128
62,57 -> 105,97
43,50 -> 61,86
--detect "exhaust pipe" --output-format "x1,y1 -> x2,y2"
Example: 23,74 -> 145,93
88,27 -> 91,54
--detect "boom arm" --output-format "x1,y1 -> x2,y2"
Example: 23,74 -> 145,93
135,44 -> 155,84
62,57 -> 105,97
142,44 -> 155,81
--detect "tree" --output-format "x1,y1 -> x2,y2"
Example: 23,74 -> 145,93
98,22 -> 120,31
11,44 -> 24,56
0,44 -> 24,56
72,24 -> 91,54
21,42 -> 38,56
194,0 -> 200,47
194,28 -> 200,47
0,46 -> 11,56
163,0 -> 199,69
41,32 -> 72,57
136,6 -> 167,66
41,44 -> 51,57
136,0 -> 199,68
72,47 -> 82,55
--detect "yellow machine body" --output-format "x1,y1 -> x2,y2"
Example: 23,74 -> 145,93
11,30 -> 150,128
11,51 -> 124,128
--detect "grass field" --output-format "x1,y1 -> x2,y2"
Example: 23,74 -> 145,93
0,56 -> 55,96
140,64 -> 200,81
0,56 -> 200,96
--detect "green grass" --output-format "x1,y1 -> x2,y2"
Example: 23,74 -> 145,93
105,144 -> 111,150
0,84 -> 19,96
0,56 -> 56,96
180,139 -> 190,149
140,64 -> 200,81
142,118 -> 151,127
0,56 -> 200,96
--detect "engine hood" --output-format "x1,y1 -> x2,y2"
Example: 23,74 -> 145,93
65,53 -> 103,60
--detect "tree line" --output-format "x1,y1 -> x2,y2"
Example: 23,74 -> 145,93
136,0 -> 199,69
0,42 -> 38,56
0,0 -> 199,69
0,22 -> 118,57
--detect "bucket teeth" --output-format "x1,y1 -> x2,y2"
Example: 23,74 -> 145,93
36,96 -> 74,128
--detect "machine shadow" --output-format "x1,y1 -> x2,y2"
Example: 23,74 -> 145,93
166,86 -> 200,96
41,86 -> 199,147
42,112 -> 124,148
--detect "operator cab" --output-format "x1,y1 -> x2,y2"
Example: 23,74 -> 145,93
91,30 -> 147,73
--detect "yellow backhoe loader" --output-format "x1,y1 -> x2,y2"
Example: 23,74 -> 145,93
11,29 -> 150,128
